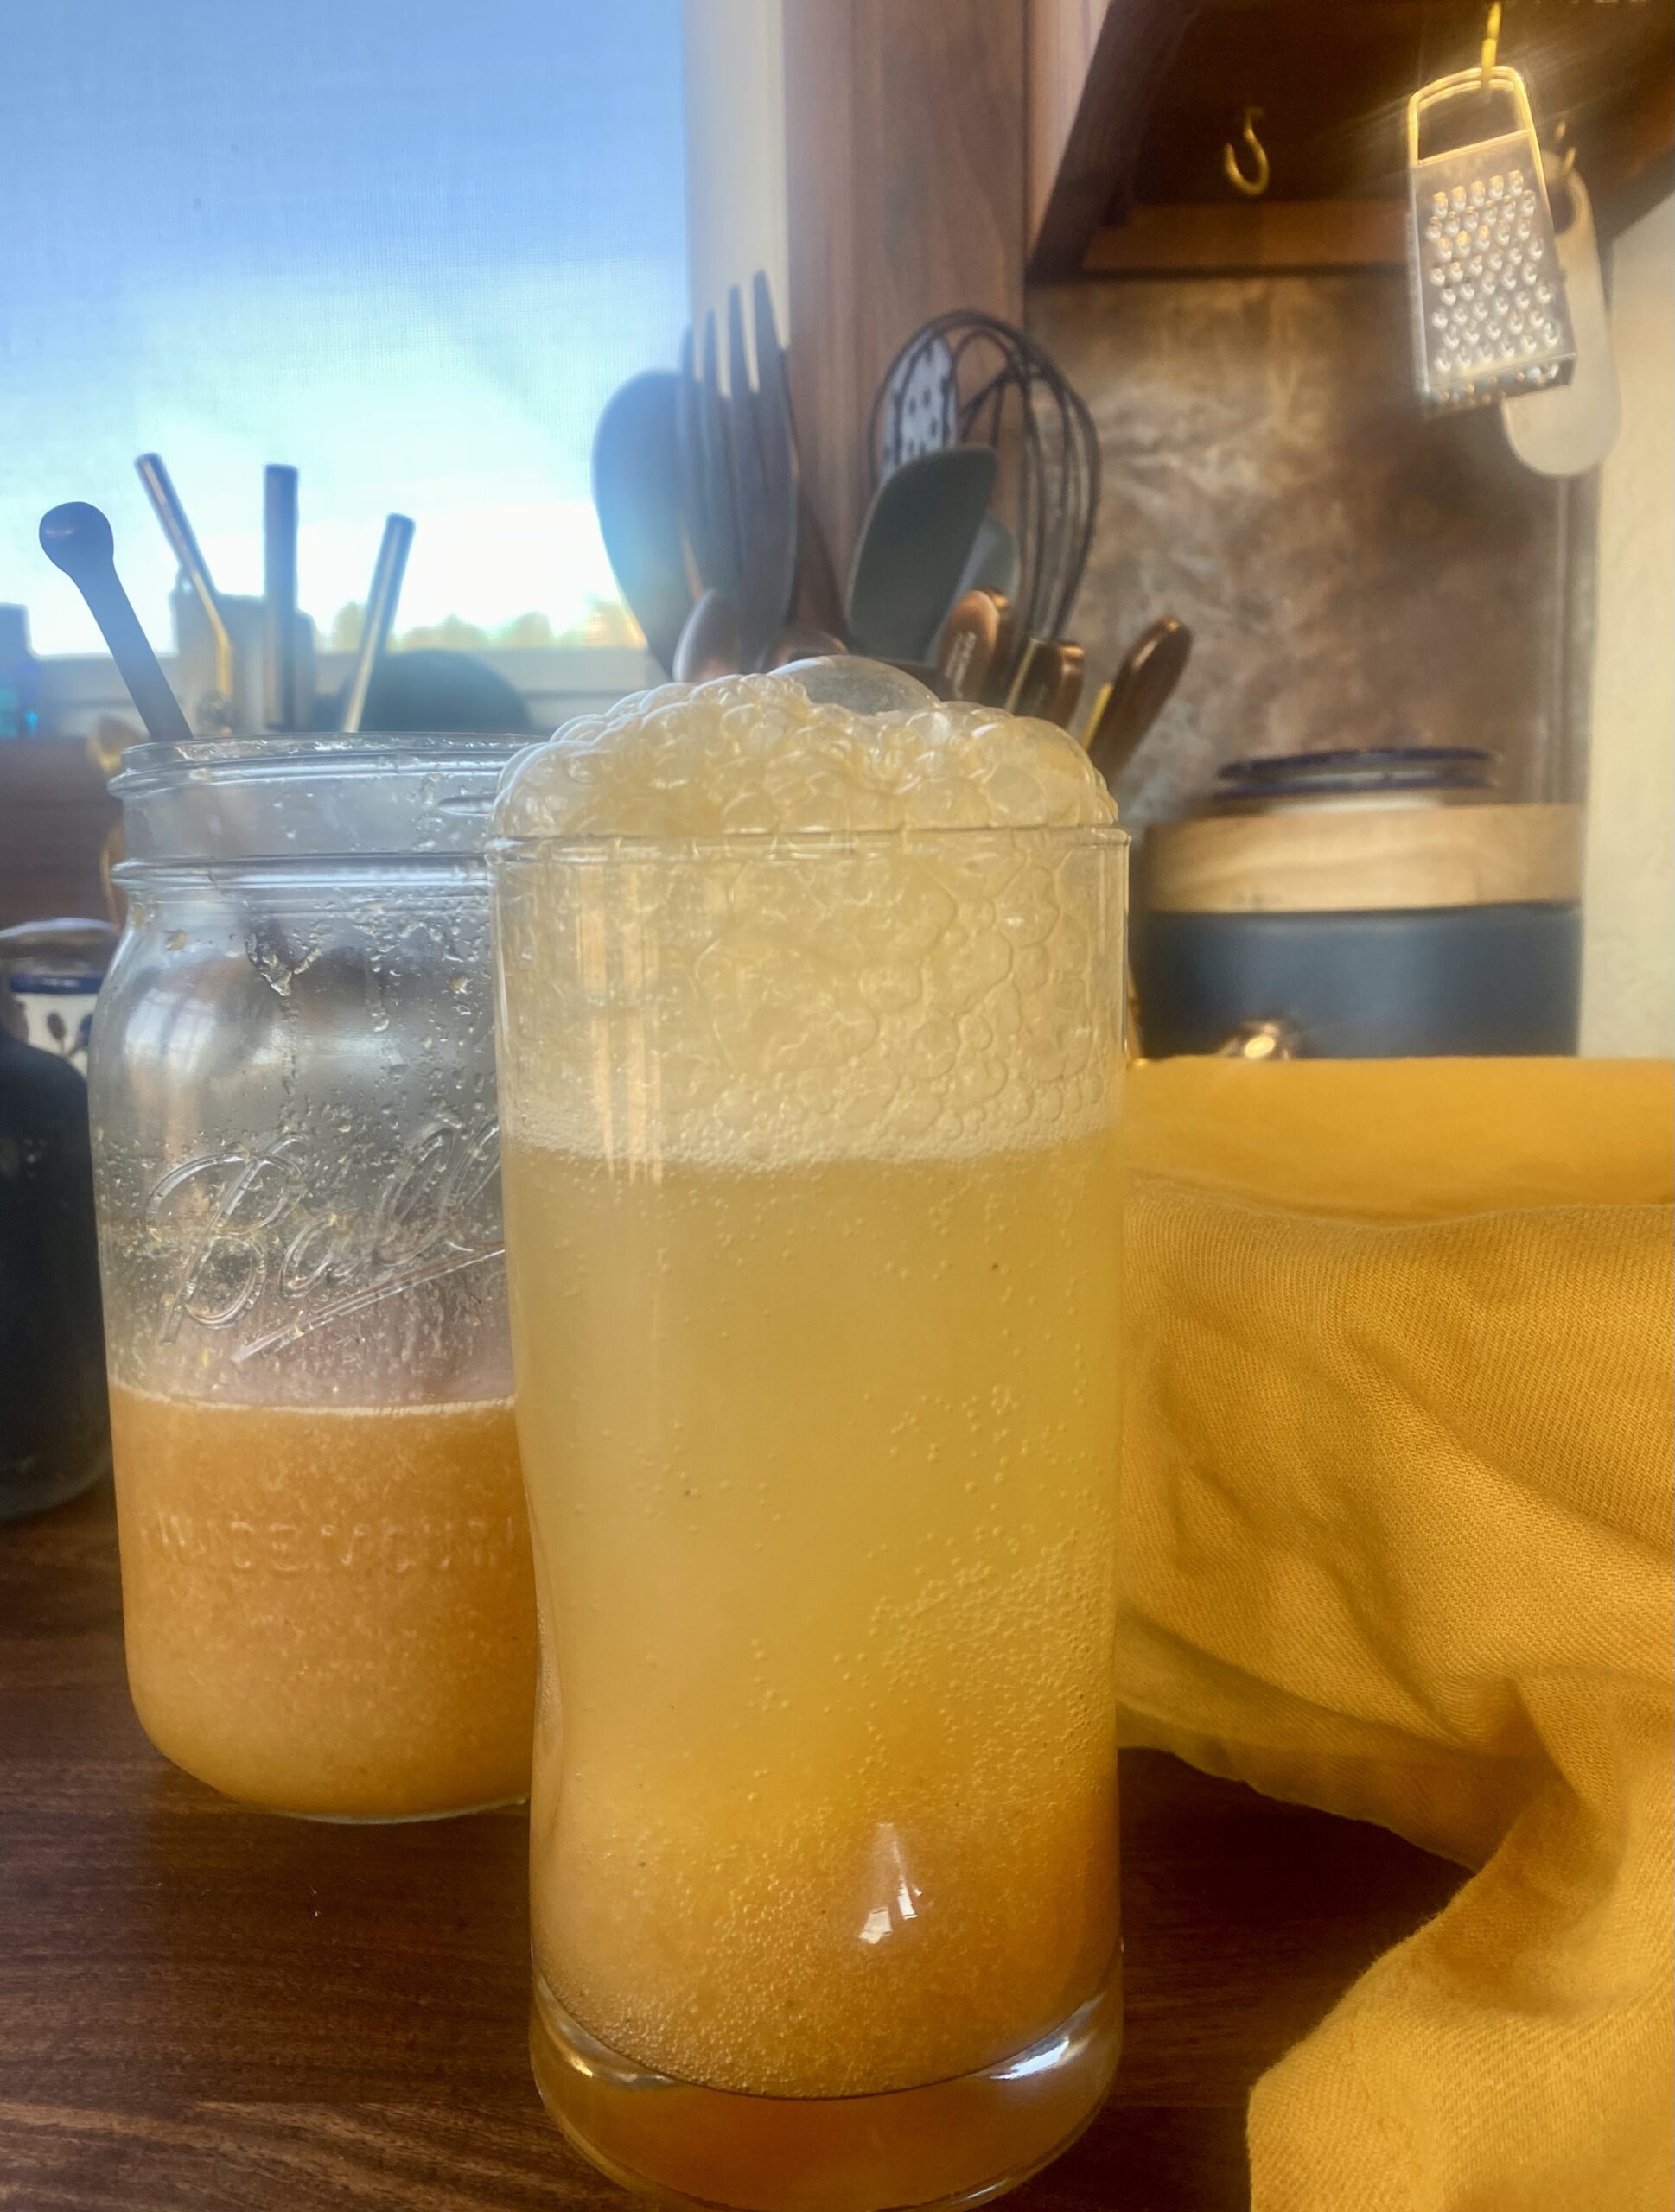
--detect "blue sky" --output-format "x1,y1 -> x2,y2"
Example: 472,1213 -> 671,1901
2,0 -> 687,652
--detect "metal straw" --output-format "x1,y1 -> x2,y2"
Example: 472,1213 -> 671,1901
134,454 -> 235,703
341,514 -> 415,735
263,465 -> 300,730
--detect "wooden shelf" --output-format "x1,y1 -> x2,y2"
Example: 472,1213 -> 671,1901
1084,198 -> 1406,275
1028,0 -> 1190,279
1027,0 -> 1675,280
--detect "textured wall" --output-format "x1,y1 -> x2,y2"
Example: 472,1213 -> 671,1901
1030,273 -> 1590,833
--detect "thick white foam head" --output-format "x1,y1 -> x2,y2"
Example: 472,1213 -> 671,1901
493,667 -> 1117,840
491,670 -> 1123,1164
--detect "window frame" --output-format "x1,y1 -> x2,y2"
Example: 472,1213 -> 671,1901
33,646 -> 659,745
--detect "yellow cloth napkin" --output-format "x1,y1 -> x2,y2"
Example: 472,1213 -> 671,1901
1119,1057 -> 1674,2212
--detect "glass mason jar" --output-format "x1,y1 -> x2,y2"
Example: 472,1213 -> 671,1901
491,821 -> 1129,2212
92,735 -> 536,1820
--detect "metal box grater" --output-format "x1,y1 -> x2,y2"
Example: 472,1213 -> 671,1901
1407,66 -> 1576,414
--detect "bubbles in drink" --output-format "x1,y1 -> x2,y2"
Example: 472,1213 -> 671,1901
492,668 -> 1127,2185
111,1387 -> 535,1817
493,668 -> 1117,838
492,672 -> 1123,1166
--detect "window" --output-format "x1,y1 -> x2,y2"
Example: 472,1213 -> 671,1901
2,0 -> 687,663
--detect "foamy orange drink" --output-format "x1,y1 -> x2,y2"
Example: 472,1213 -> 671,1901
109,1388 -> 534,1818
491,662 -> 1128,2210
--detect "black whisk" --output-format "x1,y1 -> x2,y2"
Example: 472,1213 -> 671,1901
868,311 -> 1100,664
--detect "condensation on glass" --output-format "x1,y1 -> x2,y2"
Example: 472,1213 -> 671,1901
92,734 -> 537,1820
492,819 -> 1129,2211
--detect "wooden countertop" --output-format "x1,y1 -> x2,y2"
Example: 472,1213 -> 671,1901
0,1484 -> 1462,2211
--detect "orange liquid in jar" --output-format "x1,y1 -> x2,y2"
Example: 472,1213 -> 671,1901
109,1388 -> 536,1818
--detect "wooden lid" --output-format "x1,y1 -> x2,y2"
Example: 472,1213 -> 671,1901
1141,802 -> 1584,916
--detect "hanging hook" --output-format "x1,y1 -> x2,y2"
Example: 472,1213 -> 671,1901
1222,107 -> 1271,200
1480,2 -> 1502,87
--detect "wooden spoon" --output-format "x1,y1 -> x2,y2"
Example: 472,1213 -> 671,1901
672,588 -> 743,683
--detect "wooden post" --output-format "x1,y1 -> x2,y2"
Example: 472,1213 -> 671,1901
782,0 -> 1027,578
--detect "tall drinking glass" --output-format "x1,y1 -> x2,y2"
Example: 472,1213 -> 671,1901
492,806 -> 1127,2212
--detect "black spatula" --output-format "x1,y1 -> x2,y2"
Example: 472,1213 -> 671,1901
845,446 -> 998,666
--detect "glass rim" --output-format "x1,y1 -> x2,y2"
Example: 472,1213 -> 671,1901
110,731 -> 533,795
487,822 -> 1130,863
110,854 -> 492,892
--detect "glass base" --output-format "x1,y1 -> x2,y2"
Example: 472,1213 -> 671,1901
530,1967 -> 1122,2212
139,1727 -> 529,1824
133,1691 -> 530,1822
274,1794 -> 527,1825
